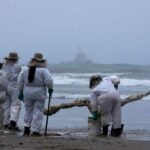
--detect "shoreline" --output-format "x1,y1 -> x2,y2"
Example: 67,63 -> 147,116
1,132 -> 150,150
4,127 -> 150,141
45,128 -> 150,141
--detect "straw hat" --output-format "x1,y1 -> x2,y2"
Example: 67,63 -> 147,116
31,53 -> 46,62
4,52 -> 20,60
28,53 -> 47,67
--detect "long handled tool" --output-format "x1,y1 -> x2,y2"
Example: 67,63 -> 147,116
44,94 -> 52,136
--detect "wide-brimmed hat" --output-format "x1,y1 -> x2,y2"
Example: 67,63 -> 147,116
4,52 -> 20,60
31,53 -> 46,62
28,53 -> 47,67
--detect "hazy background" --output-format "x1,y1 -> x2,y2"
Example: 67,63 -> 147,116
0,0 -> 150,64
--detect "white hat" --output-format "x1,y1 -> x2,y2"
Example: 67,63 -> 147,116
110,75 -> 120,85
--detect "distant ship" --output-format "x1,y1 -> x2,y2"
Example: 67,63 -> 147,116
72,49 -> 93,64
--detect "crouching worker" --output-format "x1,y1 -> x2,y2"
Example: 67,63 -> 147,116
0,62 -> 8,129
89,75 -> 124,137
17,53 -> 53,136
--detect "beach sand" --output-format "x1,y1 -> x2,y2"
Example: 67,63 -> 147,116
1,131 -> 150,150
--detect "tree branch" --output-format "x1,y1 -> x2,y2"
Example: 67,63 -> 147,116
44,90 -> 150,116
121,90 -> 150,107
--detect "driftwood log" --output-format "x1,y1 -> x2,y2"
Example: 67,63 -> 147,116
44,90 -> 150,116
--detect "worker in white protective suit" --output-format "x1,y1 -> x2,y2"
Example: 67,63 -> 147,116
17,53 -> 53,136
3,52 -> 22,132
0,62 -> 8,129
89,75 -> 124,137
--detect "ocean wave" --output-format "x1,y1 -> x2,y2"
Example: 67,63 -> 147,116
121,78 -> 150,86
53,75 -> 150,87
53,72 -> 127,78
53,76 -> 88,85
52,73 -> 127,86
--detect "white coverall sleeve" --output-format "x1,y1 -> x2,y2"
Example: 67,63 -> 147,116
90,92 -> 98,112
14,64 -> 22,80
17,70 -> 24,91
0,71 -> 8,91
43,68 -> 53,89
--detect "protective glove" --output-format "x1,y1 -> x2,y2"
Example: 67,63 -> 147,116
18,91 -> 24,101
48,89 -> 53,97
92,111 -> 98,120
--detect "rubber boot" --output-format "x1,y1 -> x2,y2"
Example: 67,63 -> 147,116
102,125 -> 109,136
4,125 -> 9,129
111,124 -> 124,137
8,120 -> 16,130
9,120 -> 21,132
10,120 -> 16,126
23,127 -> 30,136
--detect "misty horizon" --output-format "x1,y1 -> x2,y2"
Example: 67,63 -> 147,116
0,0 -> 150,65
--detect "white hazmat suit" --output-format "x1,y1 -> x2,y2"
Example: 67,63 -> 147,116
3,62 -> 21,127
17,66 -> 53,133
0,69 -> 8,129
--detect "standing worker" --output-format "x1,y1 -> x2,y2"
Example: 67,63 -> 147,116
3,52 -> 22,132
89,75 -> 123,137
17,53 -> 53,136
0,62 -> 8,129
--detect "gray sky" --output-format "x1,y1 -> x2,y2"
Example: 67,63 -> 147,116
0,0 -> 150,64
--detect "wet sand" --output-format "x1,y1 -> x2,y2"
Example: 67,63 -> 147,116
1,131 -> 150,150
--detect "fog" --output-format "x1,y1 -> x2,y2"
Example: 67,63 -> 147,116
0,0 -> 150,64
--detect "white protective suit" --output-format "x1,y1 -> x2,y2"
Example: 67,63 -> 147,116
17,67 -> 53,133
3,62 -> 21,126
90,75 -> 121,129
0,70 -> 8,129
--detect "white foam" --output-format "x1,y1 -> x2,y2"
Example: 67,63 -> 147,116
53,75 -> 88,85
53,74 -> 150,87
52,93 -> 90,99
121,78 -> 150,86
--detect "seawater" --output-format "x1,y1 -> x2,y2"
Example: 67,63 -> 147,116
18,64 -> 150,136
